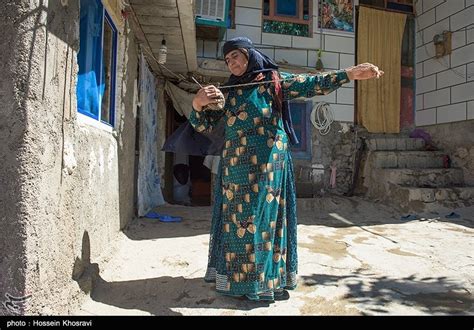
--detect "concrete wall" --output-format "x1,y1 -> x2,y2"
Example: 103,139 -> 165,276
196,0 -> 357,122
0,0 -> 138,315
415,0 -> 474,126
0,0 -> 29,315
116,22 -> 139,229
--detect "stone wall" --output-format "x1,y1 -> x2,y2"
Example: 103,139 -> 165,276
423,120 -> 474,186
294,121 -> 359,196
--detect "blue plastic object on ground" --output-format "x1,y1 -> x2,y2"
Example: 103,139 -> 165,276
145,212 -> 182,223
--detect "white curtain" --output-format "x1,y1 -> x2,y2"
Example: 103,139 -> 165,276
164,81 -> 196,119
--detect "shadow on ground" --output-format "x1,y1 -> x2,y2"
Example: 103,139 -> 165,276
297,195 -> 474,229
74,230 -> 271,315
300,273 -> 473,315
88,274 -> 272,315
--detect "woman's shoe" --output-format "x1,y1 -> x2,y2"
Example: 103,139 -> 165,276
273,289 -> 290,301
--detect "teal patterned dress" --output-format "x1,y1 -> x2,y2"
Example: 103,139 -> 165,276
189,70 -> 350,300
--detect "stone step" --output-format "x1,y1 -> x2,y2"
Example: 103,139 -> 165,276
366,137 -> 425,151
397,185 -> 474,204
375,168 -> 464,188
371,151 -> 447,168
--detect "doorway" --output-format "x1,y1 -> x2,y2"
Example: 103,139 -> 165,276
163,94 -> 211,206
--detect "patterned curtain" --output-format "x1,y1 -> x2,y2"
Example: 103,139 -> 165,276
137,54 -> 165,216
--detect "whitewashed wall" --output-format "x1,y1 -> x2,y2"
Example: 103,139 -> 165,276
415,0 -> 474,126
197,0 -> 358,122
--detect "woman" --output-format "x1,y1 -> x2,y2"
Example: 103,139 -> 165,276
191,37 -> 383,301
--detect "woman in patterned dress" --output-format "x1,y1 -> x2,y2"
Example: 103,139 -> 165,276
190,37 -> 383,301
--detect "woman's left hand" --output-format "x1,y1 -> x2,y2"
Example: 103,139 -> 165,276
345,63 -> 384,81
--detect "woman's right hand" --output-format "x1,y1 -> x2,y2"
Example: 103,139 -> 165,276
192,85 -> 222,111
345,63 -> 384,81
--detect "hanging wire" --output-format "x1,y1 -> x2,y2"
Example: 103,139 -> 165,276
140,46 -> 186,81
414,0 -> 474,80
127,3 -> 186,82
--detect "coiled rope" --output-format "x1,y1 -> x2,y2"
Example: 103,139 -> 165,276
310,102 -> 334,135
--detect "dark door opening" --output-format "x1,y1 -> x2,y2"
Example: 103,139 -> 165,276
164,94 -> 211,206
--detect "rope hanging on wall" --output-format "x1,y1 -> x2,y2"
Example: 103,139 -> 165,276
310,101 -> 334,135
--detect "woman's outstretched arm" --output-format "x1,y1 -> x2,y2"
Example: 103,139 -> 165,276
280,62 -> 383,100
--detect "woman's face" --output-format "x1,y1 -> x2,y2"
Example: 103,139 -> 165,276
225,49 -> 248,77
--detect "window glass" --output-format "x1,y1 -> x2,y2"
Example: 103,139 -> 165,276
275,0 -> 297,17
101,17 -> 114,124
77,0 -> 117,127
263,0 -> 270,15
289,101 -> 312,159
77,0 -> 103,119
303,0 -> 309,19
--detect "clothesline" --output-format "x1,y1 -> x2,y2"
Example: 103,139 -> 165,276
192,75 -> 297,90
141,45 -> 332,90
216,78 -> 296,90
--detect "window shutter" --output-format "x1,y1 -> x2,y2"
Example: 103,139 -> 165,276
195,0 -> 226,21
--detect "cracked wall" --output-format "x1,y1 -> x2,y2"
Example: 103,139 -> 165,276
0,0 -> 138,315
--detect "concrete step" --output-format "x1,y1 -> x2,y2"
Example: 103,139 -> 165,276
371,151 -> 446,168
375,168 -> 464,188
366,137 -> 425,151
397,185 -> 474,204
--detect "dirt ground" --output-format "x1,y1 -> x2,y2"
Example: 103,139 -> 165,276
75,196 -> 474,315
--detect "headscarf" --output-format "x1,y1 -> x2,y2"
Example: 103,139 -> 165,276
222,37 -> 299,145
222,37 -> 279,86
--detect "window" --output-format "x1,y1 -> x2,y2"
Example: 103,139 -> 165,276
195,0 -> 232,40
289,100 -> 312,159
195,0 -> 229,27
262,0 -> 312,37
77,0 -> 118,126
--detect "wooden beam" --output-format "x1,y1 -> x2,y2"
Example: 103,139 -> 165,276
131,4 -> 179,17
129,0 -> 177,7
135,16 -> 181,26
177,0 -> 197,72
125,5 -> 163,76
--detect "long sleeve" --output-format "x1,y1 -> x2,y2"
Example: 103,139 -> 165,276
280,70 -> 350,100
189,107 -> 225,134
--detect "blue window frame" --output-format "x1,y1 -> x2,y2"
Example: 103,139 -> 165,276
77,0 -> 118,127
289,100 -> 312,160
